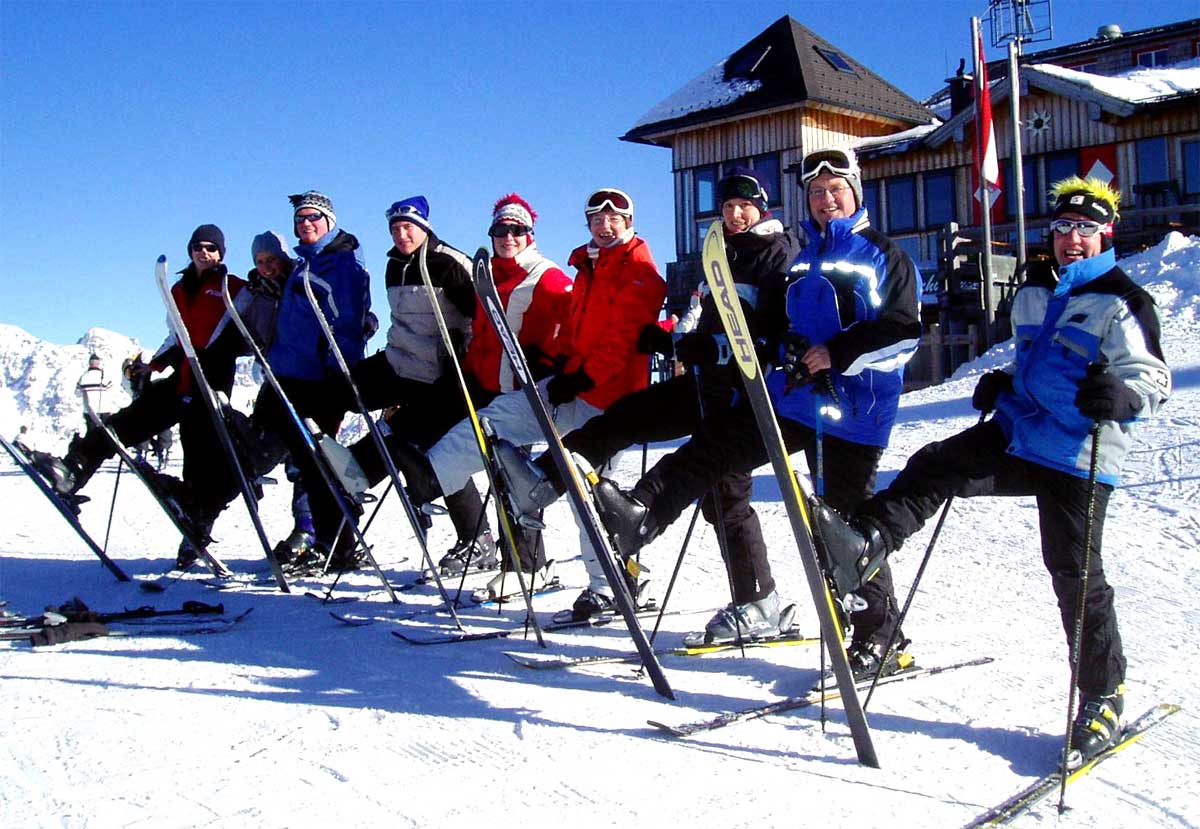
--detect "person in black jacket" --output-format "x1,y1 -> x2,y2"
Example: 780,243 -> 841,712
497,168 -> 802,632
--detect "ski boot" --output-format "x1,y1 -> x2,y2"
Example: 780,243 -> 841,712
491,438 -> 559,528
567,587 -> 618,622
327,531 -> 366,573
476,561 -> 558,603
684,590 -> 797,647
808,497 -> 889,606
438,531 -> 499,576
29,435 -> 104,497
1066,685 -> 1125,769
813,638 -> 915,690
273,527 -> 316,567
591,478 -> 659,562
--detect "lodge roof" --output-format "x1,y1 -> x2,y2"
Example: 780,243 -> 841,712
621,16 -> 935,146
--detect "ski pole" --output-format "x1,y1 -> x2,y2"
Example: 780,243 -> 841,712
102,457 -> 125,553
865,409 -> 988,708
1058,415 -> 1103,814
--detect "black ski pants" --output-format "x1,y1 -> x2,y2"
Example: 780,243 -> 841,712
628,393 -> 900,646
90,377 -> 232,515
556,374 -> 775,604
858,417 -> 1123,696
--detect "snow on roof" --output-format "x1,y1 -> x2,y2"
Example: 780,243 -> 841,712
630,59 -> 762,130
1029,57 -> 1200,104
853,121 -> 942,155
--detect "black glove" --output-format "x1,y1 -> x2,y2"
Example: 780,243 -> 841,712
363,311 -> 380,340
780,333 -> 812,385
1075,368 -> 1140,422
636,323 -> 674,357
546,370 -> 595,406
972,370 -> 1013,412
247,271 -> 283,300
673,332 -> 718,366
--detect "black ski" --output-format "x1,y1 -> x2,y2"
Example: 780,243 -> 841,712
391,627 -> 518,646
221,271 -> 398,604
506,629 -> 820,670
330,576 -> 566,627
700,220 -> 875,763
80,399 -> 232,578
0,434 -> 129,582
154,257 -> 289,593
648,656 -> 994,737
964,702 -> 1181,827
471,249 -> 674,700
6,607 -> 255,645
415,242 -> 544,645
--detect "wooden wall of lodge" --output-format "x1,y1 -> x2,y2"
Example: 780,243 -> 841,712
665,92 -> 1198,248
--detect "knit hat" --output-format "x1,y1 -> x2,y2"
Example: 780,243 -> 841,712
799,146 -> 863,208
187,224 -> 226,260
717,167 -> 769,212
491,193 -> 537,230
289,191 -> 336,227
251,230 -> 289,262
386,196 -> 432,235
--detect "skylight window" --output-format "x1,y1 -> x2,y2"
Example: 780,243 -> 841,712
816,47 -> 857,75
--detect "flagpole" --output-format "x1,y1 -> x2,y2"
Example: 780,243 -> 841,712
972,16 -> 996,348
1009,40 -> 1027,282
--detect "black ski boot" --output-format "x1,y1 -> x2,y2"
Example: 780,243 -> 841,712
273,527 -> 316,566
438,531 -> 499,576
30,434 -> 105,496
569,588 -> 618,621
808,498 -> 889,602
492,439 -> 560,526
814,638 -> 914,690
1066,685 -> 1124,769
591,478 -> 658,561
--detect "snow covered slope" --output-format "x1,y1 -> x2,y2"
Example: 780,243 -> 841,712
0,236 -> 1196,828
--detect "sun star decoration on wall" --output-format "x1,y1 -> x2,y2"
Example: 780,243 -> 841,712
1026,110 -> 1052,139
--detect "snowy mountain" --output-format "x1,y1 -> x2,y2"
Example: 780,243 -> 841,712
0,235 -> 1197,828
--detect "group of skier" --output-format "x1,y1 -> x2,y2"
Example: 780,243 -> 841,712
25,144 -> 1171,767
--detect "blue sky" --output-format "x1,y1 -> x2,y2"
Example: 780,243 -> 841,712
1,0 -> 1191,351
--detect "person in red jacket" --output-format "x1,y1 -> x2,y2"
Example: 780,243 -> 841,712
31,224 -> 263,567
336,194 -> 572,579
382,188 -> 667,609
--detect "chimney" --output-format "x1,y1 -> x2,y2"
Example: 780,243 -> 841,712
947,57 -> 974,117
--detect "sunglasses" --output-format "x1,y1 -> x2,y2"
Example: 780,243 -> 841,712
489,223 -> 531,238
808,184 -> 852,199
1050,219 -> 1106,237
800,149 -> 858,183
190,242 -> 220,253
585,188 -> 633,216
294,212 -> 326,225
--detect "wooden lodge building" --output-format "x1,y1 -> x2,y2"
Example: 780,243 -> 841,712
622,15 -> 1200,381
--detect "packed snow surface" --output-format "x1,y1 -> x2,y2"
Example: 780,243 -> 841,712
2,235 -> 1198,827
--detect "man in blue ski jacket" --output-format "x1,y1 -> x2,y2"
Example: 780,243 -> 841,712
811,177 -> 1171,767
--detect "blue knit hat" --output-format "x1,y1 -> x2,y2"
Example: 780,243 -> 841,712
386,196 -> 432,235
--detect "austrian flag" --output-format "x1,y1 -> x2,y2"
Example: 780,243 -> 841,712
974,30 -> 1002,215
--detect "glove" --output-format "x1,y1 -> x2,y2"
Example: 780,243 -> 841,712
363,311 -> 380,340
247,271 -> 283,300
674,332 -> 718,366
1075,368 -> 1140,422
636,323 -> 674,357
546,370 -> 595,406
972,370 -> 1013,412
780,333 -> 812,385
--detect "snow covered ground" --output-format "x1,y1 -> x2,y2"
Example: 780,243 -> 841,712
2,235 -> 1198,828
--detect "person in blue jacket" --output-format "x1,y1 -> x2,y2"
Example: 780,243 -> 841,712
593,147 -> 922,678
255,191 -> 372,569
811,176 -> 1171,766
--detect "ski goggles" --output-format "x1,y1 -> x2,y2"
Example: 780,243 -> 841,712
718,175 -> 768,204
584,188 -> 634,217
799,148 -> 859,183
489,223 -> 532,238
1050,219 -> 1110,237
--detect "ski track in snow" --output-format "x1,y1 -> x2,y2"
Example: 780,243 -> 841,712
3,237 -> 1199,828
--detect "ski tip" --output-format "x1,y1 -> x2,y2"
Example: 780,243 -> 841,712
156,254 -> 167,264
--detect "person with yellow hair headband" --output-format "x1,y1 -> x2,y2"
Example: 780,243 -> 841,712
808,174 -> 1171,768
